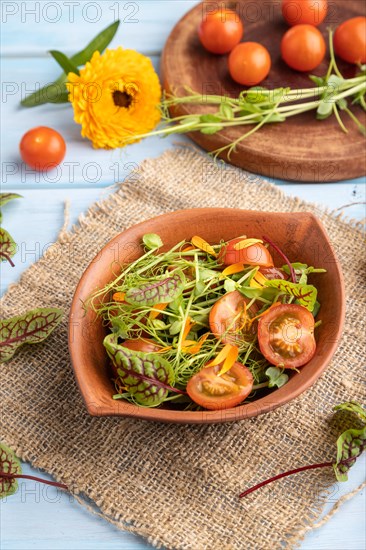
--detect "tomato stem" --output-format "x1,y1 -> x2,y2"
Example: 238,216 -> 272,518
0,471 -> 68,490
262,236 -> 296,283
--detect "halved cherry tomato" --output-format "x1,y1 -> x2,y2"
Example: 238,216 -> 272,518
19,126 -> 66,170
281,24 -> 326,72
282,0 -> 328,27
228,42 -> 271,86
259,266 -> 288,280
219,238 -> 274,267
186,361 -> 253,410
334,17 -> 366,64
198,8 -> 243,54
209,290 -> 258,345
258,304 -> 316,369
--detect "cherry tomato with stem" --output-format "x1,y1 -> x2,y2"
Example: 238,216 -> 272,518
209,290 -> 259,345
334,17 -> 366,64
198,8 -> 243,54
258,304 -> 316,369
282,0 -> 328,27
281,24 -> 326,72
186,362 -> 253,410
19,126 -> 66,170
228,42 -> 271,86
219,238 -> 274,267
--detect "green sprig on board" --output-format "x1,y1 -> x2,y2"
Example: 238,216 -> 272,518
126,30 -> 365,158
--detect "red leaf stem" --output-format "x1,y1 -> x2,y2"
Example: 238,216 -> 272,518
262,235 -> 296,283
0,471 -> 68,490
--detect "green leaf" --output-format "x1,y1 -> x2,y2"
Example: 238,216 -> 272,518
49,50 -> 80,76
337,98 -> 348,110
111,317 -> 129,339
200,114 -> 222,123
317,100 -> 333,120
125,271 -> 186,307
142,233 -> 163,250
0,443 -> 22,499
21,20 -> 120,107
265,279 -> 317,311
265,113 -> 286,123
224,279 -> 236,293
0,193 -> 22,208
219,102 -> 234,119
169,320 -> 183,335
200,126 -> 223,135
0,228 -> 17,266
333,426 -> 366,482
245,86 -> 269,104
0,308 -> 64,362
104,333 -> 175,407
151,319 -> 169,330
334,401 -> 366,424
312,300 -> 321,317
265,366 -> 289,388
21,76 -> 70,107
309,75 -> 326,87
71,20 -> 120,66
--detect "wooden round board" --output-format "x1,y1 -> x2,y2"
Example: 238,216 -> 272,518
161,0 -> 366,182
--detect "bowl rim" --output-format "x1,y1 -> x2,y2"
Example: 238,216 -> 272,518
69,208 -> 345,424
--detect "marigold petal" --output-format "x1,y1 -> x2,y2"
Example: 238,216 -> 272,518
191,236 -> 217,257
234,238 -> 263,250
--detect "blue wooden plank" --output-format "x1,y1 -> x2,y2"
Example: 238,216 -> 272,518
0,56 -> 189,190
1,1 -> 200,56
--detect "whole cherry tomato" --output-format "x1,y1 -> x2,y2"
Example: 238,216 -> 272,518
20,126 -> 66,170
334,17 -> 366,64
186,362 -> 253,410
228,42 -> 271,86
282,0 -> 328,27
198,8 -> 243,54
281,24 -> 326,71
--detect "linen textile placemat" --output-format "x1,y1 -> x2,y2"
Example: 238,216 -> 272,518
1,147 -> 365,550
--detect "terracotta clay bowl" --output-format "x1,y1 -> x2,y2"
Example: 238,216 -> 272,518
69,209 -> 345,424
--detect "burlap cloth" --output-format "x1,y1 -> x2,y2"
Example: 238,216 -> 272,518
1,147 -> 365,550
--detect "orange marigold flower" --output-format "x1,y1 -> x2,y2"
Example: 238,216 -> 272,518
66,48 -> 161,149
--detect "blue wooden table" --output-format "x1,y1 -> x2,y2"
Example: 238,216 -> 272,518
1,2 -> 365,548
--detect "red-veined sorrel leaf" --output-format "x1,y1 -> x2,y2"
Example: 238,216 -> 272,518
334,401 -> 366,424
0,443 -> 22,499
0,308 -> 64,363
104,333 -> 178,407
333,426 -> 366,482
264,279 -> 317,312
0,193 -> 22,208
0,228 -> 17,267
125,271 -> 186,307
